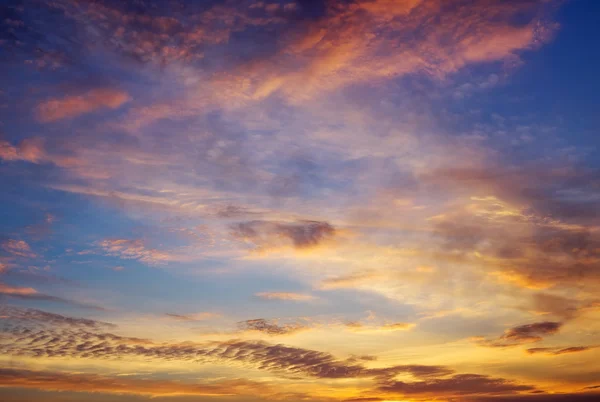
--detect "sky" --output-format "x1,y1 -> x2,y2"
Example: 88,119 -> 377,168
0,0 -> 600,401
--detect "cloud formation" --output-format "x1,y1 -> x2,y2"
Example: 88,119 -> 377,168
255,292 -> 315,301
1,239 -> 35,259
0,305 -> 114,329
526,346 -> 597,356
474,322 -> 563,348
2,0 -> 598,400
0,367 -> 271,397
36,89 -> 130,122
237,318 -> 307,336
98,239 -> 173,265
231,220 -> 337,251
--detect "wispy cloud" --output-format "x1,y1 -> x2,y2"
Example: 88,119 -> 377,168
164,312 -> 220,321
255,292 -> 315,301
37,88 -> 130,122
0,283 -> 105,310
98,239 -> 174,265
1,239 -> 36,259
526,346 -> 597,356
473,321 -> 563,348
0,367 -> 273,398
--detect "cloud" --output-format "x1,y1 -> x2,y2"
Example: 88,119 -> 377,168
377,373 -> 534,395
98,239 -> 174,265
237,318 -> 308,336
1,239 -> 36,259
36,89 -> 130,122
526,293 -> 583,320
164,312 -> 220,321
0,367 -> 272,397
344,321 -> 416,333
210,0 -> 558,103
0,282 -> 38,296
0,282 -> 104,310
0,315 -> 549,398
255,292 -> 315,301
0,323 -> 450,381
0,305 -> 114,329
474,321 -> 563,348
526,346 -> 597,356
0,138 -> 86,172
319,271 -> 383,290
425,166 -> 600,289
231,220 -> 337,251
464,393 -> 600,402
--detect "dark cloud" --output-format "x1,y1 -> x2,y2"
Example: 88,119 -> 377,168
378,373 -> 535,395
465,392 -> 600,402
214,205 -> 261,218
502,322 -> 562,343
0,305 -> 114,329
526,346 -> 595,356
231,220 -> 336,250
0,323 -> 451,381
475,321 -> 562,348
237,318 -> 306,336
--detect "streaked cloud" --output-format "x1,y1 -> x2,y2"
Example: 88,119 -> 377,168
0,305 -> 114,329
98,239 -> 174,265
474,321 -> 563,348
526,346 -> 597,356
36,89 -> 130,122
255,292 -> 315,301
0,367 -> 273,397
164,312 -> 220,321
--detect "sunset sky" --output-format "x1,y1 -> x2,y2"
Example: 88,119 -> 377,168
1,0 -> 600,401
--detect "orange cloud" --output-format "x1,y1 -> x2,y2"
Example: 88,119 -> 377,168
215,0 -> 557,103
0,367 -> 272,397
255,292 -> 315,301
0,139 -> 46,164
0,283 -> 38,296
37,88 -> 130,122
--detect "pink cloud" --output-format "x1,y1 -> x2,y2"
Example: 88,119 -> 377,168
37,88 -> 131,122
255,292 -> 315,301
1,239 -> 36,258
0,282 -> 38,296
